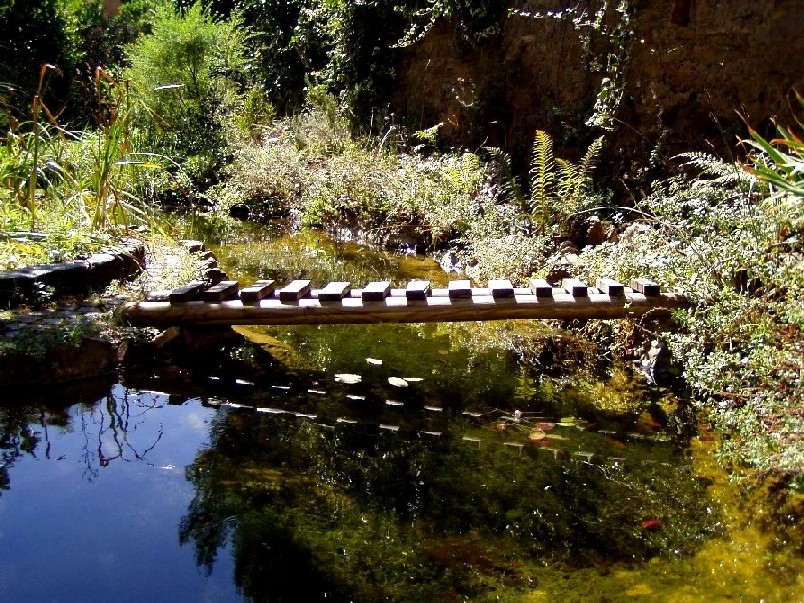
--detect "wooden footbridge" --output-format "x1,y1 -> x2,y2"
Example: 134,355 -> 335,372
121,276 -> 688,326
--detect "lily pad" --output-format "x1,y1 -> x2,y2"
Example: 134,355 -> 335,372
335,373 -> 362,384
402,377 -> 423,382
388,377 -> 408,387
366,358 -> 383,365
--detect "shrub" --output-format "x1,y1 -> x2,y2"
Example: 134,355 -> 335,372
571,144 -> 804,480
124,2 -> 250,161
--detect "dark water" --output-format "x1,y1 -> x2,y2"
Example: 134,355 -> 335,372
1,221 -> 801,602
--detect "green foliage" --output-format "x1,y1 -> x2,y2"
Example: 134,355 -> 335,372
216,94 -> 490,248
0,65 -> 158,269
570,141 -> 803,478
124,2 -> 250,159
740,91 -> 804,198
65,0 -> 173,125
527,129 -> 604,231
0,0 -> 78,128
201,1 -> 505,126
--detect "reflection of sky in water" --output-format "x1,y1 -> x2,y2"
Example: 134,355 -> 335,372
0,385 -> 240,602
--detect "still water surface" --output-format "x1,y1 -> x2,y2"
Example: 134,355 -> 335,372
1,222 -> 801,601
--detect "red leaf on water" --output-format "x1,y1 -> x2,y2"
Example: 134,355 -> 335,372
529,439 -> 550,447
535,422 -> 556,431
641,519 -> 661,530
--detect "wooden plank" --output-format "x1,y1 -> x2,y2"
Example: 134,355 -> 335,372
631,278 -> 660,297
488,279 -> 514,298
202,280 -> 239,302
406,280 -> 431,300
596,278 -> 624,297
123,290 -> 689,326
279,279 -> 311,301
169,281 -> 205,303
561,278 -> 589,297
318,281 -> 351,301
362,280 -> 391,301
448,280 -> 472,299
528,278 -> 553,297
240,279 -> 275,303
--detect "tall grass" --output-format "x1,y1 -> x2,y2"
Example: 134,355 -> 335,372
0,66 -> 159,270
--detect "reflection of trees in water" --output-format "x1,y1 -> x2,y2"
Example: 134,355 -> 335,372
79,389 -> 165,481
180,410 -> 720,601
0,404 -> 70,495
0,387 -> 166,488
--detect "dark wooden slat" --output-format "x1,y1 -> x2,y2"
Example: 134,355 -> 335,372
489,279 -> 514,298
202,280 -> 239,302
561,278 -> 589,297
631,278 -> 660,297
448,280 -> 472,299
169,281 -> 205,303
406,280 -> 431,300
279,279 -> 312,301
240,279 -> 275,303
528,278 -> 553,297
596,278 -> 624,296
319,281 -> 351,301
362,281 -> 391,301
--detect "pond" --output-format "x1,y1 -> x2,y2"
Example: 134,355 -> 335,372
1,220 -> 801,602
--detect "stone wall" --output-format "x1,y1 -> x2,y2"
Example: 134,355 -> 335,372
391,0 -> 804,184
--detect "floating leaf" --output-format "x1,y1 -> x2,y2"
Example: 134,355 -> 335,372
560,417 -> 576,424
402,377 -> 423,382
640,519 -> 661,530
535,422 -> 556,431
528,429 -> 546,442
605,435 -> 627,449
335,373 -> 362,384
545,433 -> 566,441
366,358 -> 383,365
388,377 -> 408,387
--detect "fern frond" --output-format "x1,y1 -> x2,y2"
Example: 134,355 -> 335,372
485,146 -> 524,208
556,158 -> 578,201
529,130 -> 555,216
577,136 -> 604,187
675,151 -> 750,185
